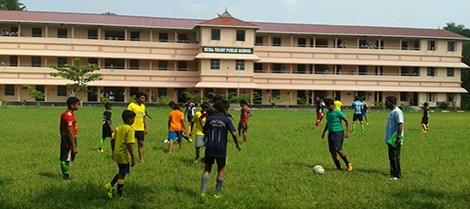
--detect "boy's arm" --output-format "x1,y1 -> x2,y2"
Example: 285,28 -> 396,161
67,126 -> 78,154
106,119 -> 113,132
127,142 -> 135,167
111,132 -> 115,153
343,118 -> 350,138
321,122 -> 328,139
230,131 -> 241,151
396,123 -> 404,145
143,114 -> 147,135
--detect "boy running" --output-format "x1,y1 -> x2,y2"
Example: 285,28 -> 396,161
98,103 -> 113,153
105,110 -> 136,198
189,102 -> 210,163
351,96 -> 364,134
200,102 -> 241,198
321,98 -> 353,172
421,102 -> 429,133
315,97 -> 326,128
59,97 -> 80,180
127,92 -> 147,163
384,96 -> 404,180
168,103 -> 186,154
238,99 -> 252,143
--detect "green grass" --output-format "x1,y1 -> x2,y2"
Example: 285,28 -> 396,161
0,106 -> 469,209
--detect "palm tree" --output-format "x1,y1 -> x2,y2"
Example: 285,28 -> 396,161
0,0 -> 27,11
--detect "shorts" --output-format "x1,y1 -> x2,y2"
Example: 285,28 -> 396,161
204,156 -> 226,169
195,135 -> 205,148
238,123 -> 248,133
135,131 -> 145,141
102,126 -> 112,139
316,112 -> 323,120
353,114 -> 363,121
363,112 -> 368,117
421,117 -> 428,125
117,163 -> 130,175
187,115 -> 193,123
168,131 -> 183,142
60,136 -> 77,162
328,131 -> 344,152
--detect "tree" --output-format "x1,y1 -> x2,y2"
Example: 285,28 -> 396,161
24,85 -> 44,107
0,0 -> 26,11
49,58 -> 102,97
101,12 -> 116,15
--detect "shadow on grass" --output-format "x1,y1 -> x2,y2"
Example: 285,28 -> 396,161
38,172 -> 57,179
386,188 -> 470,209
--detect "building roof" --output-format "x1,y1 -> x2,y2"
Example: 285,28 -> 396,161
0,10 -> 466,39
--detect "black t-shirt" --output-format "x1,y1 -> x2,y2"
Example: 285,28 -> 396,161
203,114 -> 236,158
102,111 -> 112,130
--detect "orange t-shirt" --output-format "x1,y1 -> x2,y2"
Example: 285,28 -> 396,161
169,110 -> 184,131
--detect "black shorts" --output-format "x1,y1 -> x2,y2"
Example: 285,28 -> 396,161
135,131 -> 145,141
238,123 -> 248,133
328,131 -> 344,152
102,126 -> 112,139
204,156 -> 226,169
187,115 -> 193,123
60,136 -> 76,162
353,114 -> 363,121
421,117 -> 428,125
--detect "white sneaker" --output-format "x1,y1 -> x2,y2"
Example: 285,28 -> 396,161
163,139 -> 169,143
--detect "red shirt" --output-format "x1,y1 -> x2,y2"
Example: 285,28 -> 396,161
60,110 -> 77,137
239,105 -> 249,124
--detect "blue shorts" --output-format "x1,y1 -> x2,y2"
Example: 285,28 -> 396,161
168,131 -> 183,142
117,163 -> 130,174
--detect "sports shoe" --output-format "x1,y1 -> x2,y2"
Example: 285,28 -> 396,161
104,183 -> 113,198
163,139 -> 169,143
193,157 -> 199,163
213,194 -> 222,199
347,163 -> 353,172
200,193 -> 206,198
63,174 -> 71,181
188,138 -> 193,143
97,148 -> 104,153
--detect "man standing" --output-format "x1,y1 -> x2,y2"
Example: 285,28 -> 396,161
127,92 -> 147,163
384,96 -> 404,180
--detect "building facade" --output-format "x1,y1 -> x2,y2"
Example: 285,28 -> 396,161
0,10 -> 468,107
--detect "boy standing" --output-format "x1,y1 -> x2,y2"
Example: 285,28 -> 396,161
184,98 -> 196,124
421,102 -> 429,133
238,99 -> 252,143
334,97 -> 343,111
105,110 -> 136,198
384,96 -> 404,180
321,98 -> 353,172
315,97 -> 326,128
98,103 -> 113,153
168,103 -> 186,155
59,97 -> 80,180
200,102 -> 241,198
127,92 -> 147,163
351,96 -> 364,134
189,102 -> 210,163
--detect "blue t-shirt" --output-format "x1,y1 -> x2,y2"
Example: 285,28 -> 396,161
352,101 -> 363,114
384,107 -> 404,144
203,114 -> 236,158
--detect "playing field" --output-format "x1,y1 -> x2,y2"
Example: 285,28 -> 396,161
0,105 -> 469,209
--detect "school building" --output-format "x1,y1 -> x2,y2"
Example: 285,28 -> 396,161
0,10 -> 468,107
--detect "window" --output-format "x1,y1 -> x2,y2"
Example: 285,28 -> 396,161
375,66 -> 383,75
105,31 -> 124,40
236,30 -> 245,41
447,68 -> 454,77
88,58 -> 98,65
211,29 -> 220,41
273,64 -> 282,73
57,28 -> 67,38
58,57 -> 68,67
254,63 -> 263,72
448,93 -> 455,102
413,40 -> 420,50
4,85 -> 14,96
130,59 -> 139,70
158,61 -> 168,70
400,92 -> 408,102
427,67 -> 436,76
448,41 -> 456,51
9,56 -> 18,66
359,40 -> 368,49
104,59 -> 124,69
255,37 -> 263,46
298,38 -> 306,47
35,85 -> 45,101
271,90 -> 280,100
130,31 -> 140,41
358,66 -> 368,75
32,27 -> 42,37
31,56 -> 41,67
401,41 -> 408,50
235,60 -> 245,70
316,39 -> 328,48
57,86 -> 67,96
297,64 -> 306,74
159,33 -> 168,42
177,61 -> 187,71
177,34 -> 188,43
428,40 -> 436,51
88,29 -> 98,39
158,88 -> 167,97
210,59 -> 220,70
427,93 -> 436,102
272,37 -> 281,46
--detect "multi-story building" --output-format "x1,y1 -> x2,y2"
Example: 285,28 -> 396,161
0,10 -> 468,107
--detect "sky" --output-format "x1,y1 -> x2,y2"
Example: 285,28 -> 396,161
20,0 -> 470,29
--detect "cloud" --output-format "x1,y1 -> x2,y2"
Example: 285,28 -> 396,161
280,0 -> 298,10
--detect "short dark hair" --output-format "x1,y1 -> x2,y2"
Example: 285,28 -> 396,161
239,99 -> 247,105
173,103 -> 180,110
354,96 -> 360,101
423,102 -> 429,107
136,92 -> 146,99
104,102 -> 112,110
66,97 -> 80,109
212,95 -> 223,104
213,102 -> 225,113
168,101 -> 175,108
122,110 -> 136,122
385,96 -> 397,105
201,102 -> 210,110
221,100 -> 230,110
324,98 -> 334,107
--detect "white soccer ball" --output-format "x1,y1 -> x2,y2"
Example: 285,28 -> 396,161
313,165 -> 325,175
163,139 -> 169,144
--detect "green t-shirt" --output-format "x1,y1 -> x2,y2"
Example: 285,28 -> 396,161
326,109 -> 346,132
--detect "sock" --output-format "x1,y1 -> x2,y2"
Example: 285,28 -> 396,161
99,138 -> 104,149
341,156 -> 350,166
333,160 -> 341,170
117,179 -> 125,195
352,124 -> 356,132
195,147 -> 200,159
111,174 -> 119,186
426,125 -> 429,131
201,175 -> 209,194
215,177 -> 224,195
60,161 -> 69,175
361,124 -> 364,132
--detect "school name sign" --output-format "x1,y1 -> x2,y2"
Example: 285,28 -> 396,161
202,46 -> 253,54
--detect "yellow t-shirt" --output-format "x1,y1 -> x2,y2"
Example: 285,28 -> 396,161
169,110 -> 184,131
127,102 -> 145,131
113,124 -> 135,164
192,111 -> 205,136
334,101 -> 343,111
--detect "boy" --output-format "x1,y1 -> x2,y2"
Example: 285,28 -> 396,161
334,97 -> 343,111
315,97 -> 326,128
189,102 -> 210,163
105,110 -> 136,198
384,96 -> 404,180
98,103 -> 113,153
168,103 -> 186,155
362,99 -> 370,125
184,98 -> 196,124
127,92 -> 147,163
59,97 -> 80,180
421,102 -> 429,133
200,102 -> 241,198
238,99 -> 252,143
351,96 -> 364,134
321,98 -> 353,172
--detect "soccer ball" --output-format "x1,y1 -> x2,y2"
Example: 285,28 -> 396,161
163,139 -> 169,144
313,165 -> 325,175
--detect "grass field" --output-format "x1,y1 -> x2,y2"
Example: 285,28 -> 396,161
0,105 -> 469,209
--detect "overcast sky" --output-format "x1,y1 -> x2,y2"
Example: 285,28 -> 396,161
20,0 -> 470,29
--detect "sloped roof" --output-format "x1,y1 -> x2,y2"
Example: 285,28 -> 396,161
0,10 -> 466,39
